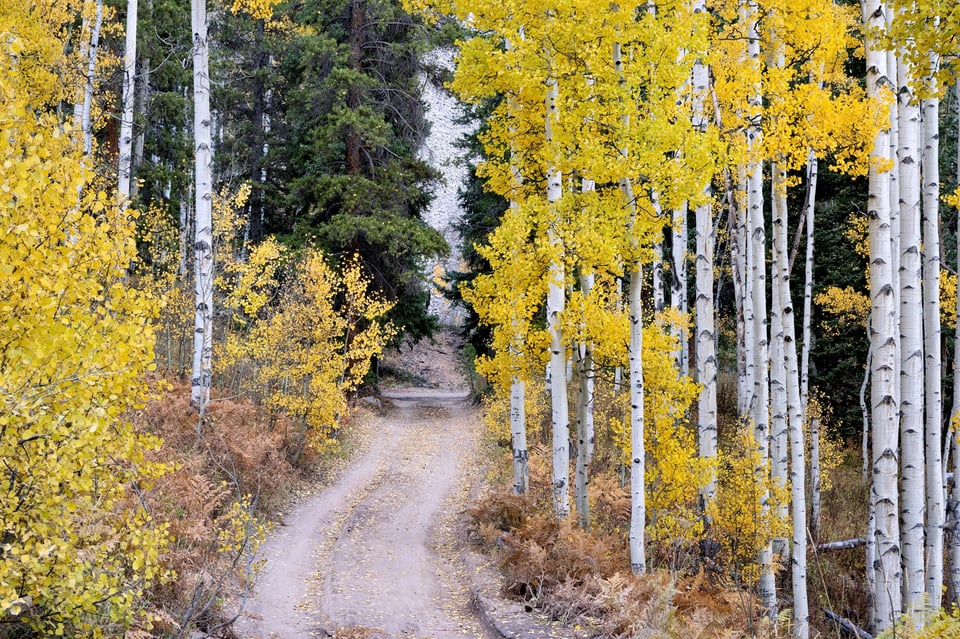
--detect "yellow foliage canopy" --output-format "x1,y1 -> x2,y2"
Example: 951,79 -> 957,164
0,0 -> 170,632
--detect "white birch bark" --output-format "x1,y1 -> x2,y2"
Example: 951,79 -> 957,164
693,25 -> 717,504
672,203 -> 689,375
810,416 -> 822,541
510,379 -> 528,495
576,269 -> 595,528
897,50 -> 925,614
545,74 -> 569,520
653,232 -> 666,314
863,0 -> 902,627
118,0 -> 138,203
800,147 -> 817,417
81,0 -> 103,158
774,159 -> 809,639
745,0 -> 775,611
614,39 -> 645,574
921,59 -> 943,610
770,205 -> 789,557
190,0 -> 214,412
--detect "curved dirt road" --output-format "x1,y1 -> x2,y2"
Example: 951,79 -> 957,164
233,383 -> 494,639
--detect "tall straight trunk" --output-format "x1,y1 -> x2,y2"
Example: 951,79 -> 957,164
921,59 -> 943,609
130,0 -> 150,200
770,209 -> 789,557
73,0 -> 103,157
691,1 -> 716,507
506,36 -> 527,499
810,416 -> 822,540
672,203 -> 689,375
80,0 -> 103,158
510,378 -> 528,495
545,74 -> 569,520
576,269 -> 595,528
774,159 -> 809,639
190,0 -> 214,412
862,0 -> 901,628
897,49 -> 925,614
118,0 -> 138,202
800,147 -> 817,417
744,0 -> 774,612
614,39 -> 646,574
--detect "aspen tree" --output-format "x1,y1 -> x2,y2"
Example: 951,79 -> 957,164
897,39 -> 926,613
863,0 -> 902,627
692,0 -> 717,506
80,0 -> 103,158
118,0 -> 138,203
191,0 -> 214,412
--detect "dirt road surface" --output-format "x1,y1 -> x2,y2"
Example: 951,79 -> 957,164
234,334 -> 496,639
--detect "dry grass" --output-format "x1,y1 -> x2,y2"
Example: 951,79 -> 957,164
130,379 -> 311,638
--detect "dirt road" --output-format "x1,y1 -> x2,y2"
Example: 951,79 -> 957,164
234,336 -> 495,639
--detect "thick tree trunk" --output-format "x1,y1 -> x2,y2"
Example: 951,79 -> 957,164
190,0 -> 214,413
118,0 -> 138,201
862,0 -> 901,627
691,11 -> 717,507
897,51 -> 924,614
545,75 -> 568,520
921,66 -> 943,610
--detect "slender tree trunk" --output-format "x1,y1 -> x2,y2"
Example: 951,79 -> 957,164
130,0 -> 150,200
80,0 -> 103,158
653,232 -> 666,314
691,9 -> 717,507
575,270 -> 595,528
744,0 -> 774,611
614,39 -> 645,573
510,378 -> 528,495
118,0 -> 138,202
800,147 -> 817,417
921,57 -> 943,610
190,0 -> 214,412
774,158 -> 809,639
770,204 -> 789,557
897,49 -> 925,615
863,0 -> 901,627
672,203 -> 689,375
545,74 -> 569,520
810,417 -> 822,541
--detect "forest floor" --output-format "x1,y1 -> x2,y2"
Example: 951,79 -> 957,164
232,329 -> 500,639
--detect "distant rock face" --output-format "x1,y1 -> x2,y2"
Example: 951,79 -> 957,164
418,47 -> 473,327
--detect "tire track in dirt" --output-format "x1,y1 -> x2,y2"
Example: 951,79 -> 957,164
234,389 -> 494,639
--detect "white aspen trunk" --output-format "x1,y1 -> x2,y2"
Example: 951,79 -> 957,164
692,0 -> 717,507
738,183 -> 754,419
770,198 -> 789,558
774,159 -> 809,639
921,62 -> 943,610
653,233 -> 666,314
810,416 -> 822,541
863,343 -> 872,484
672,203 -> 689,376
81,0 -> 103,158
897,49 -> 925,614
580,267 -> 595,465
745,0 -> 774,610
628,258 -> 645,573
511,379 -> 528,495
545,74 -> 569,520
131,0 -> 151,201
862,0 -> 901,627
800,147 -> 817,417
118,0 -> 138,203
190,0 -> 214,412
615,39 -> 645,574
575,171 -> 595,527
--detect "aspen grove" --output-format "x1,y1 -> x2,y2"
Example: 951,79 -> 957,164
6,0 -> 960,636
